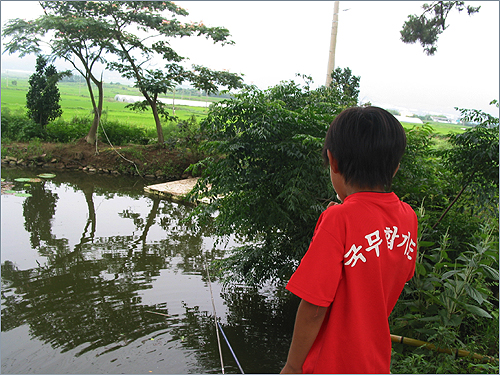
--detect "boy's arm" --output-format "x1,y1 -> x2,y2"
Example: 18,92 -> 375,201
280,299 -> 328,374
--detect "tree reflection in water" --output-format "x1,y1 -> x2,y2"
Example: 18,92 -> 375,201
1,169 -> 297,373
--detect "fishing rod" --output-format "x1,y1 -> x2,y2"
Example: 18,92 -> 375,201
145,264 -> 245,374
391,334 -> 499,364
205,261 -> 245,374
205,261 -> 226,374
217,321 -> 245,374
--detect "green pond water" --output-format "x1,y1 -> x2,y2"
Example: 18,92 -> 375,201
1,167 -> 298,374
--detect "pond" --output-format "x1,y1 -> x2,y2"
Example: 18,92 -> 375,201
1,167 -> 298,374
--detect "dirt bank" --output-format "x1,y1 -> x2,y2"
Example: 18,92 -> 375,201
1,139 -> 202,181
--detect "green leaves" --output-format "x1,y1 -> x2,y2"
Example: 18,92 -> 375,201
463,303 -> 492,319
394,223 -> 498,358
26,55 -> 64,128
188,75 -> 360,283
190,65 -> 245,96
400,1 -> 481,55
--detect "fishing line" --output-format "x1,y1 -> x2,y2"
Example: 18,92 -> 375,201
205,261 -> 226,374
217,321 -> 245,374
96,111 -> 145,180
204,261 -> 245,374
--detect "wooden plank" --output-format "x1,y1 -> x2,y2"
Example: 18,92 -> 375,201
144,177 -> 209,204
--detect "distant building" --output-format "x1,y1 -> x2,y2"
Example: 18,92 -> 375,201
114,94 -> 144,103
430,116 -> 452,123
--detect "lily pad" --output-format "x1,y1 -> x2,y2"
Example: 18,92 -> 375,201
3,190 -> 17,194
14,193 -> 32,197
37,173 -> 56,179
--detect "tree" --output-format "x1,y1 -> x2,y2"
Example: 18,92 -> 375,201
189,64 -> 245,106
99,1 -> 243,145
400,1 -> 480,55
2,1 -> 242,145
188,72 -> 360,284
26,55 -> 68,128
2,1 -> 112,144
121,65 -> 188,126
329,67 -> 360,107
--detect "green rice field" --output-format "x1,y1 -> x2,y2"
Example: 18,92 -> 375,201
402,120 -> 466,134
1,78 -> 214,129
1,77 -> 466,135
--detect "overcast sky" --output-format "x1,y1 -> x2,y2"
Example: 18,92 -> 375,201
1,1 -> 498,118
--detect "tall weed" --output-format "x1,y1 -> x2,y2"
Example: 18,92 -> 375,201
391,203 -> 499,373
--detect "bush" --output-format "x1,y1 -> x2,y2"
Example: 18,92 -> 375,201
390,210 -> 499,373
1,110 -> 152,146
163,115 -> 203,152
1,108 -> 40,141
45,116 -> 91,142
46,116 -> 149,145
98,119 -> 149,146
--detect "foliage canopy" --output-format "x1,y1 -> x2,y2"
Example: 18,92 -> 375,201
400,1 -> 480,55
188,72 -> 360,283
26,55 -> 68,128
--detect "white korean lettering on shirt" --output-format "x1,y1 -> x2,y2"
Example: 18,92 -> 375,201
344,227 -> 415,267
397,231 -> 416,260
384,226 -> 399,250
364,230 -> 383,257
344,244 -> 366,267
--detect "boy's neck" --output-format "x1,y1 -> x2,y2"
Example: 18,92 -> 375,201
345,185 -> 386,197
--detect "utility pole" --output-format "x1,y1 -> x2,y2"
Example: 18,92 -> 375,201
326,1 -> 340,87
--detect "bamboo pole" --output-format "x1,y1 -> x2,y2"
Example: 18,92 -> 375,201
391,334 -> 499,364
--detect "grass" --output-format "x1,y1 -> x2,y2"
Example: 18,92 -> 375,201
401,121 -> 467,135
1,79 -> 214,129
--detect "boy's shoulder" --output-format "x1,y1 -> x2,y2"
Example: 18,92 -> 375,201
323,192 -> 415,219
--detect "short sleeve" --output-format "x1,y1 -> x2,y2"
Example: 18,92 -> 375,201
286,209 -> 345,307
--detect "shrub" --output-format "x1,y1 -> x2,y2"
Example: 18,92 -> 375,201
163,115 -> 203,152
0,109 -> 38,141
98,119 -> 149,146
45,116 -> 91,142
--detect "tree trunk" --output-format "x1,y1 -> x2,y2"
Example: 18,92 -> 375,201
85,79 -> 104,145
151,101 -> 165,145
142,91 -> 165,145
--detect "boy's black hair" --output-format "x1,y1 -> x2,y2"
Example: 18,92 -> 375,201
322,106 -> 406,190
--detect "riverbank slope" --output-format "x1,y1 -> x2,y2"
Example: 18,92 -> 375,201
1,139 -> 201,181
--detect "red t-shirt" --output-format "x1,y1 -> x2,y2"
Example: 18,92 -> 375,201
286,192 -> 417,374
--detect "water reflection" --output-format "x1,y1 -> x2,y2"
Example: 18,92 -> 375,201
1,168 -> 297,374
23,180 -> 59,249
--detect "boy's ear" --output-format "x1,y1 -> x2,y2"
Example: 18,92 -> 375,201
393,163 -> 400,177
327,150 -> 340,174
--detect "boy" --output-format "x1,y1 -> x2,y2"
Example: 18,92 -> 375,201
281,106 -> 417,374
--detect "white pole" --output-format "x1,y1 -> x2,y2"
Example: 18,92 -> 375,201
326,1 -> 340,87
